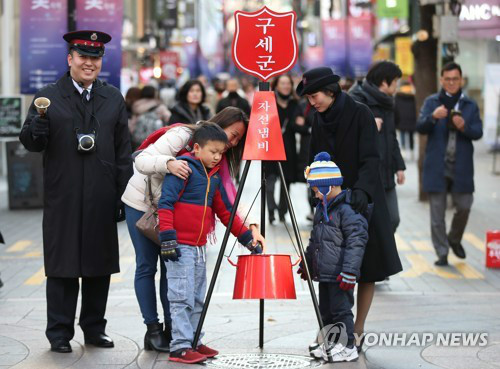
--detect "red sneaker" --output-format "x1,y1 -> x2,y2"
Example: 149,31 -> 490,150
169,348 -> 207,364
196,344 -> 219,358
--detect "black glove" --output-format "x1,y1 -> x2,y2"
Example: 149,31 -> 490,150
115,201 -> 126,222
351,189 -> 368,214
161,240 -> 181,262
245,241 -> 263,254
296,262 -> 308,281
30,116 -> 49,137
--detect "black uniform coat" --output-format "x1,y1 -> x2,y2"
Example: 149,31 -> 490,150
309,92 -> 402,282
19,72 -> 133,278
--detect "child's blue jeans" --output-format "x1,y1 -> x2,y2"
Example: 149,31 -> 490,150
167,244 -> 207,352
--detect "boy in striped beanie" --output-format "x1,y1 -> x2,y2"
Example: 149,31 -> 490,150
301,152 -> 369,363
304,151 -> 344,221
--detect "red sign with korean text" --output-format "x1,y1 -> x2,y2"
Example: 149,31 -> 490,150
232,6 -> 298,82
242,92 -> 286,161
159,51 -> 180,80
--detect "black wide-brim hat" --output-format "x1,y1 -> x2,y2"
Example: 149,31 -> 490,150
63,30 -> 112,57
296,67 -> 340,96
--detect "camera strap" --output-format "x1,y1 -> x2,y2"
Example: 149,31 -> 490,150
71,88 -> 97,136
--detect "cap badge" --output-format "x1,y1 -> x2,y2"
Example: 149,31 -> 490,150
90,33 -> 98,41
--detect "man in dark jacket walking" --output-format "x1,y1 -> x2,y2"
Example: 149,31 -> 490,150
349,61 -> 406,233
417,62 -> 483,266
19,30 -> 133,353
216,78 -> 251,116
297,67 -> 402,351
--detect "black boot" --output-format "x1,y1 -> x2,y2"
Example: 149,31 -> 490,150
144,323 -> 170,352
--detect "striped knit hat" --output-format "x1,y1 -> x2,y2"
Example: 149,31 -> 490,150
304,152 -> 343,220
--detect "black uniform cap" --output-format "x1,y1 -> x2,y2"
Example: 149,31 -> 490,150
63,30 -> 112,57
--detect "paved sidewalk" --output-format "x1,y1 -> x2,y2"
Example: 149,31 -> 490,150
1,141 -> 500,368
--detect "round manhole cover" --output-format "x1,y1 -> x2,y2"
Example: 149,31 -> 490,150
206,353 -> 323,369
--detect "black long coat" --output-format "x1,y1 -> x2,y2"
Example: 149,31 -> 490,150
19,73 -> 133,278
309,92 -> 402,282
394,92 -> 417,132
349,81 -> 406,190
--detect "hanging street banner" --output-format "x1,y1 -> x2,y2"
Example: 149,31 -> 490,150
322,19 -> 348,76
232,6 -> 298,81
20,0 -> 68,94
347,16 -> 373,77
242,91 -> 286,161
76,0 -> 123,89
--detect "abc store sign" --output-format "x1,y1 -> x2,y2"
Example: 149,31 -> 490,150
459,1 -> 500,37
460,3 -> 500,21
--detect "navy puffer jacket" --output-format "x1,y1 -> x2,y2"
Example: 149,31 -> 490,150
305,190 -> 369,282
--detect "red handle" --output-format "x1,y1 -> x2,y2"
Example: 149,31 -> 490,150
292,256 -> 302,267
227,257 -> 238,267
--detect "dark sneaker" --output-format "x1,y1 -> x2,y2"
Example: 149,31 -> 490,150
434,255 -> 448,266
169,348 -> 207,364
448,237 -> 466,259
196,344 -> 219,358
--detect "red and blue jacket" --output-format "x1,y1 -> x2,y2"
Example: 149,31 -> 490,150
158,153 -> 252,246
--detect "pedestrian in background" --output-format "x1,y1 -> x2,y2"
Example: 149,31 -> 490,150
297,67 -> 402,352
416,62 -> 483,266
129,85 -> 171,150
19,30 -> 133,353
395,80 -> 417,159
125,86 -> 141,120
168,80 -> 211,125
216,78 -> 251,117
266,74 -> 305,223
349,61 -> 406,233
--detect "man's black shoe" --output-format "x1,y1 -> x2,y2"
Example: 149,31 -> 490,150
448,237 -> 466,259
50,338 -> 72,353
84,333 -> 114,348
434,256 -> 448,266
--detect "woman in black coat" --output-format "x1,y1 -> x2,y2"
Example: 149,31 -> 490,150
394,81 -> 417,154
297,67 -> 402,350
168,80 -> 211,125
266,75 -> 305,223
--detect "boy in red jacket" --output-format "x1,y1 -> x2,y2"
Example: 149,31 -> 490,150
158,122 -> 262,364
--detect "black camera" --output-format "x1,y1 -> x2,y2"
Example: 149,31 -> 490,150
447,109 -> 462,131
77,132 -> 96,153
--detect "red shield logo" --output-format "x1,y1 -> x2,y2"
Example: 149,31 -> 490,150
232,6 -> 298,82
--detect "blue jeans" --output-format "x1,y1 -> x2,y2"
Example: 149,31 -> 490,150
167,244 -> 207,352
125,205 -> 170,325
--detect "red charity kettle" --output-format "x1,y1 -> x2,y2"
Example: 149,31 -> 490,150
228,254 -> 301,299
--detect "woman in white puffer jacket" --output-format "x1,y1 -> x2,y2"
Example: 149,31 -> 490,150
121,107 -> 264,352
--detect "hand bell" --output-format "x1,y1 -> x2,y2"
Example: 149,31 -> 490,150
34,97 -> 51,117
